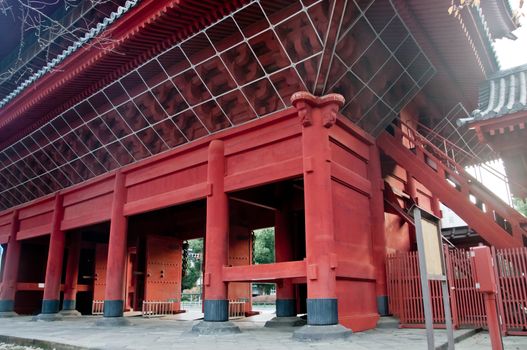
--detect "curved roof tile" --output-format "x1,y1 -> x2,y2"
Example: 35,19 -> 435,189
472,64 -> 527,120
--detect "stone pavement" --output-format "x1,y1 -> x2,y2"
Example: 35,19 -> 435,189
0,311 -> 525,350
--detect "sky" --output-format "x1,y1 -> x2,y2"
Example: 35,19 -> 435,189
493,0 -> 527,69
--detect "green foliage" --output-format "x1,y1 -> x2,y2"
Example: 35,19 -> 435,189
182,238 -> 203,290
252,227 -> 275,295
513,198 -> 527,217
252,227 -> 275,265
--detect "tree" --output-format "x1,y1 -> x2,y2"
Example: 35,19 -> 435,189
0,0 -> 127,107
252,227 -> 275,295
182,238 -> 203,291
513,198 -> 527,217
252,228 -> 275,265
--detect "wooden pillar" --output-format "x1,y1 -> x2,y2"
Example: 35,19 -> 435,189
41,194 -> 66,315
275,209 -> 296,317
62,232 -> 81,312
203,140 -> 229,321
103,171 -> 128,318
431,194 -> 441,218
293,92 -> 344,326
406,170 -> 417,203
0,211 -> 20,315
369,145 -> 388,315
0,244 -> 5,282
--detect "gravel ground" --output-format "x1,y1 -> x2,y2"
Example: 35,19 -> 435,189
0,344 -> 43,350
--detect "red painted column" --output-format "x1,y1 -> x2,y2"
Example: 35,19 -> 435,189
61,232 -> 81,314
274,209 -> 296,317
406,170 -> 417,203
0,210 -> 21,316
369,145 -> 388,315
431,195 -> 441,218
203,140 -> 230,322
293,92 -> 344,326
485,293 -> 504,350
103,171 -> 128,318
40,194 -> 66,316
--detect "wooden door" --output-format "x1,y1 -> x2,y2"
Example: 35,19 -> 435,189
93,243 -> 108,301
228,226 -> 253,314
144,236 -> 182,311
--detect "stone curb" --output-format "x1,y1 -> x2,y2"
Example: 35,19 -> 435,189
436,328 -> 483,350
0,334 -> 97,350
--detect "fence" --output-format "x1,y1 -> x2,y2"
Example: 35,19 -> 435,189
229,299 -> 246,318
494,247 -> 527,335
92,300 -> 104,315
142,300 -> 178,318
386,247 -> 527,334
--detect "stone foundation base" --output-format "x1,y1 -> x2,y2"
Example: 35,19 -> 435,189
59,309 -> 82,317
32,313 -> 64,322
264,316 -> 306,328
293,324 -> 351,342
94,317 -> 131,327
191,320 -> 241,335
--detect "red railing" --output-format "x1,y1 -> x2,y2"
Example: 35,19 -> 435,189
386,120 -> 527,245
387,247 -> 527,335
386,251 -> 445,327
448,249 -> 487,328
494,247 -> 527,334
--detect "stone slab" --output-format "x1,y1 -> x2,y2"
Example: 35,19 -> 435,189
292,324 -> 351,342
264,316 -> 306,328
191,320 -> 241,335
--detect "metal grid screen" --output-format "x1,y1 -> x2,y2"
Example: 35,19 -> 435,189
0,0 -> 435,210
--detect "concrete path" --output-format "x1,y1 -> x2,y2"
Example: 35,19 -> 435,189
0,313 -> 525,350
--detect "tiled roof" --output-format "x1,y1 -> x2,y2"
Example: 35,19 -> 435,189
472,64 -> 527,120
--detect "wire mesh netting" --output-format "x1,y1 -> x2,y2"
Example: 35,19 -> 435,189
0,0 -> 434,210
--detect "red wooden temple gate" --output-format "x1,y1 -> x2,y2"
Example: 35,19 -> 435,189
386,247 -> 527,335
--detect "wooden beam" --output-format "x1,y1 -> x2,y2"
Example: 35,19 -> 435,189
222,260 -> 306,282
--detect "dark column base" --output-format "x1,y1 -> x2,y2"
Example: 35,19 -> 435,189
293,324 -> 352,341
191,320 -> 241,335
33,299 -> 62,321
41,299 -> 60,314
376,316 -> 399,329
203,299 -> 228,322
60,299 -> 81,316
103,300 -> 123,317
276,299 -> 296,317
265,316 -> 306,328
94,317 -> 131,327
33,313 -> 63,322
62,299 -> 76,310
306,298 -> 338,325
0,311 -> 18,318
0,300 -> 16,313
376,295 -> 389,316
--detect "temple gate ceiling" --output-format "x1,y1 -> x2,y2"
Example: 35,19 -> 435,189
0,0 -> 434,210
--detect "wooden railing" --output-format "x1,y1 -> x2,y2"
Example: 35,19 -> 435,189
229,299 -> 246,318
387,247 -> 527,335
142,300 -> 178,318
92,300 -> 104,315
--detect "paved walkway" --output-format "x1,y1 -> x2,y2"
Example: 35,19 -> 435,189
0,311 -> 525,350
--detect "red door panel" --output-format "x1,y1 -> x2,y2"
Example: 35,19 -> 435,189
144,236 -> 182,311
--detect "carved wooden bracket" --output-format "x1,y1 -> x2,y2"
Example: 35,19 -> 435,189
291,91 -> 345,128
